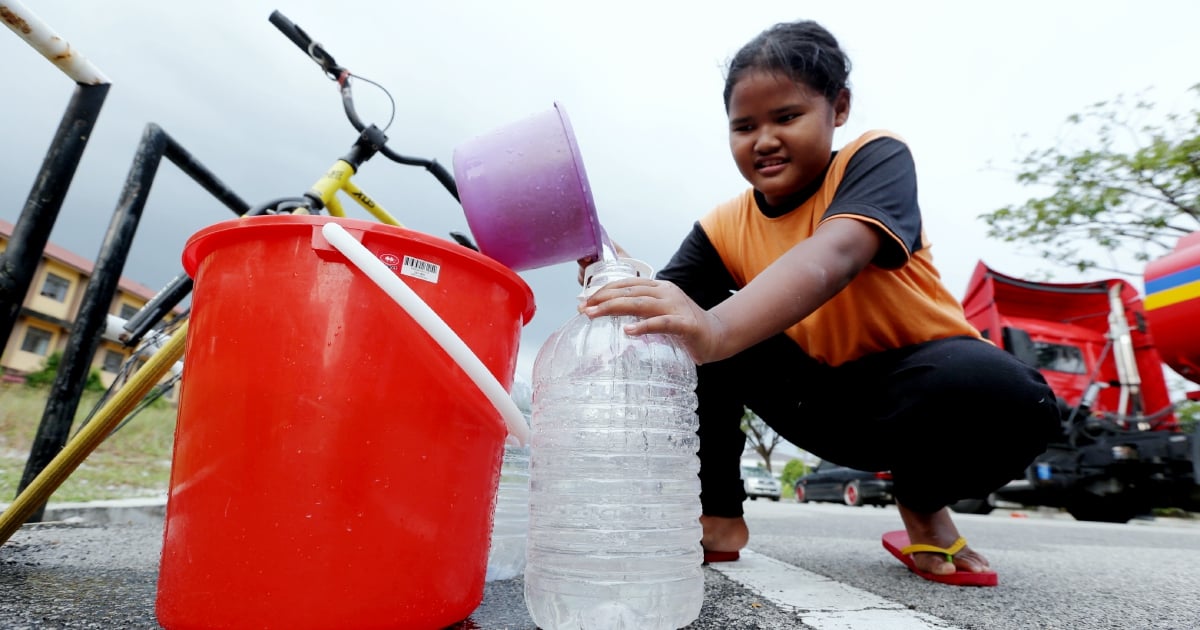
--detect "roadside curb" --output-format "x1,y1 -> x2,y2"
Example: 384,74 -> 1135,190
1,495 -> 167,526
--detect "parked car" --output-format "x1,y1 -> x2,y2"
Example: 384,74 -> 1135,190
741,466 -> 782,501
794,461 -> 893,507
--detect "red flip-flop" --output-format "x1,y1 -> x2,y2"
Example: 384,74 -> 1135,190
881,530 -> 998,587
702,550 -> 740,564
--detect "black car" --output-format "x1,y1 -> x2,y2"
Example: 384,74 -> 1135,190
794,461 -> 894,507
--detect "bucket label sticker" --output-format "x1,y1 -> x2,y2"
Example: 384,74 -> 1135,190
400,255 -> 441,283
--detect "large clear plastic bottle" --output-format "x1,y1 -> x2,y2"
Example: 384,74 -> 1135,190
524,258 -> 703,630
486,375 -> 532,582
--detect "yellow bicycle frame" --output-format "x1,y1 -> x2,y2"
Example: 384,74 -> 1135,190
308,159 -> 404,226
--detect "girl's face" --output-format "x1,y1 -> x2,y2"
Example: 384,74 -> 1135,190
727,71 -> 850,206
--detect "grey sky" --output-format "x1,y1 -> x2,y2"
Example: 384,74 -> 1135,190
3,1 -> 1198,381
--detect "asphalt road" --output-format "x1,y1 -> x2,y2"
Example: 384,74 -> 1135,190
2,498 -> 1199,629
738,500 -> 1200,630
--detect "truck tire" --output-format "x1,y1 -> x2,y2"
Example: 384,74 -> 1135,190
950,496 -> 995,515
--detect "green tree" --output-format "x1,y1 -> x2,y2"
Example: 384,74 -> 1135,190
780,458 -> 809,489
741,407 -> 782,473
1176,399 -> 1199,435
980,84 -> 1200,275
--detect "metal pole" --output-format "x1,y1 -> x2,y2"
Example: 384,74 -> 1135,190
1,1 -> 110,85
1,0 -> 111,362
16,124 -> 167,522
118,133 -> 252,346
0,82 -> 109,353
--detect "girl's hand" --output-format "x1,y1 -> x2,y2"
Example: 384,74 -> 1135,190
580,277 -> 727,364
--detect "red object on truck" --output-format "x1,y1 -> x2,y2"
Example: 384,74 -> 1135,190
1143,231 -> 1200,386
962,262 -> 1177,431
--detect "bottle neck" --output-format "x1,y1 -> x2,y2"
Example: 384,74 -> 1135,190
580,258 -> 654,297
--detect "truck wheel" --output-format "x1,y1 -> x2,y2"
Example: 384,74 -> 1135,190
950,496 -> 995,515
842,481 -> 862,507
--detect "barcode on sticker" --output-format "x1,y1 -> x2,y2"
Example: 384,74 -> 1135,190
401,255 -> 441,282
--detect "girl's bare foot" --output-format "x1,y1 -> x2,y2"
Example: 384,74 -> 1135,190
700,514 -> 749,553
896,503 -> 991,575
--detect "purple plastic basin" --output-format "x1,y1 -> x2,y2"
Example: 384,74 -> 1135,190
452,102 -> 603,272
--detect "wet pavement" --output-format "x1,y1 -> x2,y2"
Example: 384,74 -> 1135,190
0,503 -> 810,629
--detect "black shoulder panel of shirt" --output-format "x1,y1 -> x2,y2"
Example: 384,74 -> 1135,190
824,136 -> 923,269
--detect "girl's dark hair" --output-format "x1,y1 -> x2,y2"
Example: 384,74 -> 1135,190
723,20 -> 851,111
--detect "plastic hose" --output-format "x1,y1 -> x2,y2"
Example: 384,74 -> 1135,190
0,322 -> 188,546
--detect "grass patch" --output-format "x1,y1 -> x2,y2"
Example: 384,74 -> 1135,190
0,383 -> 176,504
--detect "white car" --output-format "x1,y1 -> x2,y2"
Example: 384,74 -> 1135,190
741,466 -> 782,501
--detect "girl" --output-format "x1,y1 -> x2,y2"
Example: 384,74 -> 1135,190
581,20 -> 1059,585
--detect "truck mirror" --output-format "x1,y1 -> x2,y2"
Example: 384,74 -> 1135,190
1002,326 -> 1039,366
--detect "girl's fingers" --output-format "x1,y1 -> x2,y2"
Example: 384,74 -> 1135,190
585,278 -> 657,300
623,314 -> 692,336
585,283 -> 666,309
582,294 -> 670,319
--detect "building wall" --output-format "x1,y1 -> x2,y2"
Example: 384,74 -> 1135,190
0,225 -> 180,398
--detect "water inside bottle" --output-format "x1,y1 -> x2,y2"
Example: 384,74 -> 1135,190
525,279 -> 703,630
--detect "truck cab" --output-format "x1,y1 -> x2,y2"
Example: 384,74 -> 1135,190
958,261 -> 1198,522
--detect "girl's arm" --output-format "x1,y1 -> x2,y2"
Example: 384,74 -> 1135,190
582,216 -> 881,364
706,216 -> 880,359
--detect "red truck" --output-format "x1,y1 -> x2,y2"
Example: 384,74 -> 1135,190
956,232 -> 1200,522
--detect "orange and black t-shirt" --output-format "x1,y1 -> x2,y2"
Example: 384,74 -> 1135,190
658,130 -> 979,367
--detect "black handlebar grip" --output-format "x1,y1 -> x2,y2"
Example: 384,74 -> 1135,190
268,10 -> 342,77
268,11 -> 311,55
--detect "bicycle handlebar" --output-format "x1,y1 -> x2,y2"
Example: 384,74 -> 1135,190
268,10 -> 344,80
268,10 -> 460,202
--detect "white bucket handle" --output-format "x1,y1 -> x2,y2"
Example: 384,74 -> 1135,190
321,222 -> 530,446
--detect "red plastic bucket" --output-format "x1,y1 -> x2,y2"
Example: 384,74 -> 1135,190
155,215 -> 535,630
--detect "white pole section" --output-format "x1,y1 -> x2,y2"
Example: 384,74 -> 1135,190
1,1 -> 110,85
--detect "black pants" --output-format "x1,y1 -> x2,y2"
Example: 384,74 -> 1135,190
696,334 -> 1061,515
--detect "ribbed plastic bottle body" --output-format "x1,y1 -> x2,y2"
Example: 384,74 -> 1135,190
524,261 -> 703,630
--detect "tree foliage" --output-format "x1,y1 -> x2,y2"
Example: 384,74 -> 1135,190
1176,399 -> 1199,435
980,84 -> 1200,275
780,458 -> 809,489
741,407 -> 782,473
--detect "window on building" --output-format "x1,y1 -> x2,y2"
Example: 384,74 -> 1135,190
118,303 -> 140,320
39,272 -> 70,302
20,327 -> 53,356
102,349 -> 125,373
